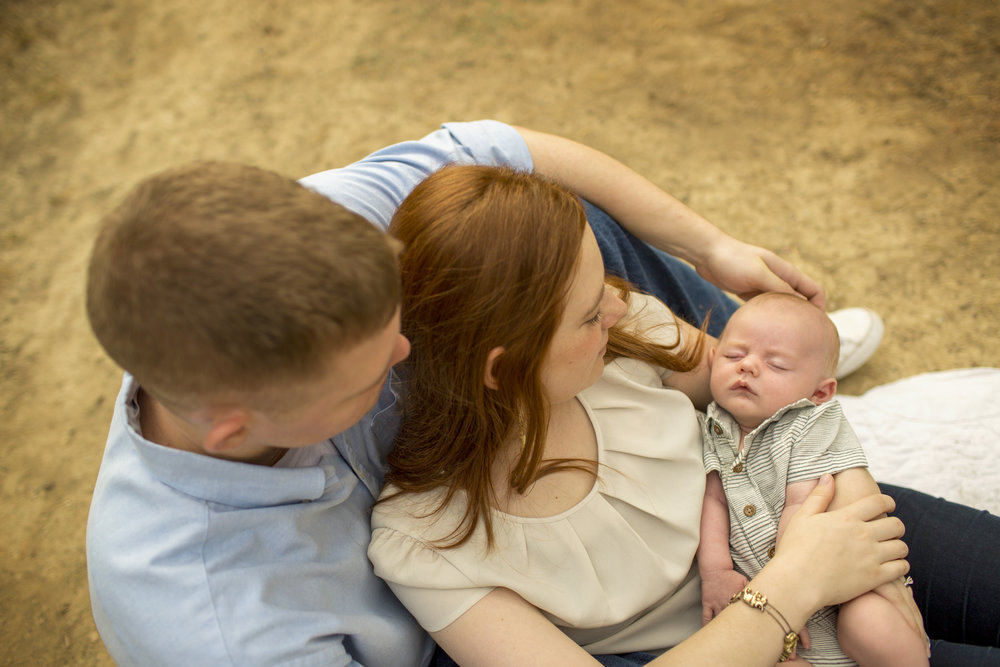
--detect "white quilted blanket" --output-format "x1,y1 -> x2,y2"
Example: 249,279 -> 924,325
838,368 -> 1000,516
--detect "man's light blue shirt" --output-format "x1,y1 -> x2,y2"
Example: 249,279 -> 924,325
86,120 -> 532,666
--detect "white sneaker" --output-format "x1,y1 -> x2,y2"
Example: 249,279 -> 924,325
829,308 -> 885,379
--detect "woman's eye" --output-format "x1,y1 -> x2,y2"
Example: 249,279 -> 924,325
588,311 -> 603,325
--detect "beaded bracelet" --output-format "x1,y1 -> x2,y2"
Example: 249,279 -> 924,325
728,586 -> 800,662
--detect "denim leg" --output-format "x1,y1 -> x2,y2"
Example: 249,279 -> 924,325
926,641 -> 1000,667
434,645 -> 658,666
583,201 -> 739,338
431,645 -> 459,666
879,484 -> 1000,665
594,651 -> 658,666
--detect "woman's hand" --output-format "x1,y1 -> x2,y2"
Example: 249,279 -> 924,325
767,474 -> 909,612
696,238 -> 826,309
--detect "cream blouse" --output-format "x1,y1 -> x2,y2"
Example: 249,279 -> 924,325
368,294 -> 706,655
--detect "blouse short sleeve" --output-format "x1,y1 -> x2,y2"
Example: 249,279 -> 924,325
613,291 -> 687,386
617,292 -> 682,347
368,521 -> 493,632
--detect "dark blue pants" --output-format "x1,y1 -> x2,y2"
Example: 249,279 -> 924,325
434,205 -> 1000,666
880,484 -> 1000,665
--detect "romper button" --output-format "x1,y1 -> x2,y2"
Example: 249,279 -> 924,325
768,546 -> 775,558
732,463 -> 743,473
743,504 -> 756,517
713,423 -> 723,435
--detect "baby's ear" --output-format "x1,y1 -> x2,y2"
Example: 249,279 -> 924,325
811,377 -> 837,405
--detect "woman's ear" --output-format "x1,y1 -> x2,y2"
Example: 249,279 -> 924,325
484,346 -> 506,390
811,377 -> 838,405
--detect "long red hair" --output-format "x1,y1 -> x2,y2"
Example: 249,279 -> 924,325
387,165 -> 703,548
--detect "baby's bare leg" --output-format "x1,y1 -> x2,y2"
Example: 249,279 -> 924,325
838,591 -> 928,667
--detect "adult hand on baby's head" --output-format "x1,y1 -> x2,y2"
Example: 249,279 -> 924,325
696,238 -> 826,309
772,474 -> 908,610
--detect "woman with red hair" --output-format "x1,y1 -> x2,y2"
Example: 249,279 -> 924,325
368,165 -> 910,666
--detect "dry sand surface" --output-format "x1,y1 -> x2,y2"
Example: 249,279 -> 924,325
2,0 -> 998,664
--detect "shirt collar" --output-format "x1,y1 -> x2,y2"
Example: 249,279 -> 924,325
705,397 -> 817,440
328,369 -> 405,497
120,375 -> 332,508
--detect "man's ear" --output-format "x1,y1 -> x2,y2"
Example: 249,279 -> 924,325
201,409 -> 251,454
484,346 -> 506,390
811,377 -> 837,405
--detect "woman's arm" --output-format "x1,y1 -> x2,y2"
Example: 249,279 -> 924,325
431,476 -> 908,667
516,126 -> 825,308
431,588 -> 599,667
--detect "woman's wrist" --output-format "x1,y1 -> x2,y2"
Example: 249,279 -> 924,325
728,586 -> 800,662
744,560 -> 821,632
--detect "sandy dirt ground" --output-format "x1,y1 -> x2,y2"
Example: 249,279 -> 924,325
2,0 -> 998,664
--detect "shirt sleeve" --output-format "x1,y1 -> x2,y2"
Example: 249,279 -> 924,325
298,120 -> 532,230
605,292 -> 685,390
784,401 -> 868,484
368,526 -> 494,633
617,292 -> 682,347
699,413 -> 725,474
616,292 -> 686,386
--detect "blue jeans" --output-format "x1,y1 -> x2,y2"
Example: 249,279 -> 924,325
583,201 -> 738,338
432,647 -> 658,666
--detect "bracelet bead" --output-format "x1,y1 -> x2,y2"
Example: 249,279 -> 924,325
728,586 -> 800,662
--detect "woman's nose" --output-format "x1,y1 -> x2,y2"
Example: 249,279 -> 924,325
602,292 -> 628,329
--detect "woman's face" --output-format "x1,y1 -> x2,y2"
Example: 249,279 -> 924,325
539,226 -> 627,405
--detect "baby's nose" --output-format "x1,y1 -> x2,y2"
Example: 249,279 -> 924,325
738,357 -> 759,375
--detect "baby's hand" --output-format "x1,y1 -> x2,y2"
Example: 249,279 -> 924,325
700,569 -> 749,625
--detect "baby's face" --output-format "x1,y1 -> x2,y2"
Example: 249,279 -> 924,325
709,300 -> 832,433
